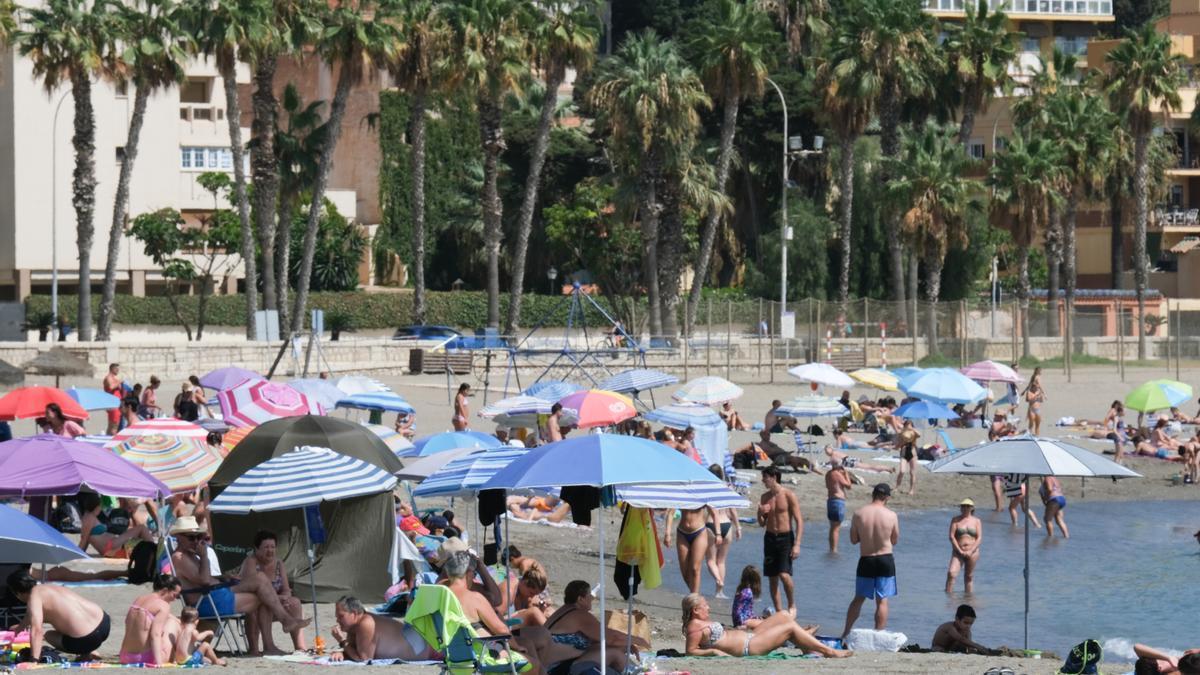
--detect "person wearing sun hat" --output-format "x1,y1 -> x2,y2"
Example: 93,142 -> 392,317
945,498 -> 983,594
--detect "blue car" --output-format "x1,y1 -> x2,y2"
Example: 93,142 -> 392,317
391,325 -> 508,350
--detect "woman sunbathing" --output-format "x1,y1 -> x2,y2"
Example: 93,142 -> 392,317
507,495 -> 571,523
682,593 -> 851,658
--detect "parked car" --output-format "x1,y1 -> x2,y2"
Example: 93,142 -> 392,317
391,325 -> 508,350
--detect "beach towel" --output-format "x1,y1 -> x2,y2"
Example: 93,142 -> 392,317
615,507 -> 663,591
263,654 -> 439,667
12,662 -> 202,669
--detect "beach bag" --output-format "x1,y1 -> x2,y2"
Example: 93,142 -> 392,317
604,609 -> 651,649
1058,638 -> 1103,675
845,628 -> 908,652
102,508 -> 132,535
126,541 -> 158,585
51,502 -> 81,534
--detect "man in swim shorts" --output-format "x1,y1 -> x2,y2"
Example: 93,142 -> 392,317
757,466 -> 802,616
330,595 -> 438,662
840,483 -> 900,641
764,401 -> 798,434
825,459 -> 852,554
6,570 -> 112,660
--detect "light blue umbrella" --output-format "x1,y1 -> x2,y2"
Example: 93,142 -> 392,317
598,369 -> 679,394
65,387 -> 121,411
414,448 -> 529,498
643,403 -> 723,430
890,366 -> 923,381
402,431 -> 504,458
775,395 -> 847,418
900,368 -> 987,405
0,503 -> 89,564
288,379 -> 347,410
522,381 -> 584,401
894,399 -> 960,420
335,392 -> 416,415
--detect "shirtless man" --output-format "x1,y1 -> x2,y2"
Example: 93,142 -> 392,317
6,570 -> 111,661
119,575 -> 182,665
542,403 -> 564,443
825,460 -> 853,554
103,363 -> 123,435
757,466 -> 802,616
169,516 -> 309,653
329,596 -> 437,662
931,605 -> 997,655
764,401 -> 798,434
840,483 -> 900,640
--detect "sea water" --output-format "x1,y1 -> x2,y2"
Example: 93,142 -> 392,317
659,499 -> 1200,653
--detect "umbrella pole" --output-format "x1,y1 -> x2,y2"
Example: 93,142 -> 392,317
625,562 -> 635,669
304,513 -> 320,640
1023,475 -> 1030,651
599,508 -> 606,675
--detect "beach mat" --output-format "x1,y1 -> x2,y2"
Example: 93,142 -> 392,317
60,579 -> 126,588
265,654 -> 439,667
13,663 -> 201,669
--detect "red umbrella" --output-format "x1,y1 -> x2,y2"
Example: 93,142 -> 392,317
0,386 -> 89,422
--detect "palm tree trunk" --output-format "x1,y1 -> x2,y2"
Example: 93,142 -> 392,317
1133,129 -> 1150,360
1018,243 -> 1031,359
639,154 -> 664,341
686,85 -> 739,334
907,251 -> 918,336
478,91 -> 505,330
958,88 -> 978,147
658,177 -> 684,342
879,80 -> 907,307
1065,189 -> 1079,349
251,55 -> 280,314
276,191 -> 292,333
98,82 -> 149,341
70,70 -> 96,341
837,135 -> 855,306
292,66 -> 354,335
925,249 -> 943,355
505,69 -> 563,334
410,88 -> 428,326
222,66 -> 258,339
1110,183 -> 1124,289
1045,203 -> 1062,337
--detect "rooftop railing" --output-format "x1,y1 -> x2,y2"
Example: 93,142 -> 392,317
924,0 -> 1112,17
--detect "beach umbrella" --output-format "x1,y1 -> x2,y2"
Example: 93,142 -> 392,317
890,366 -> 922,381
333,376 -> 390,396
65,384 -> 121,410
23,349 -> 93,388
672,376 -> 744,405
217,380 -> 323,428
221,426 -> 252,453
613,482 -> 749,510
199,367 -> 264,392
0,360 -> 25,387
642,403 -> 723,430
361,423 -> 415,456
403,431 -> 503,458
960,360 -> 1022,384
849,368 -> 900,392
557,390 -> 636,429
108,418 -> 208,446
0,504 -> 89,564
287,379 -> 347,410
899,368 -> 987,405
1124,379 -> 1194,413
395,447 -> 480,481
197,418 -> 230,434
598,369 -> 679,395
522,380 -> 583,401
479,395 -> 555,419
788,362 -> 855,388
210,446 -> 398,639
0,386 -> 89,422
893,399 -> 959,421
335,392 -> 415,415
0,434 -> 170,498
775,395 -> 848,418
111,434 -> 226,493
928,435 -> 1140,649
414,447 -> 530,498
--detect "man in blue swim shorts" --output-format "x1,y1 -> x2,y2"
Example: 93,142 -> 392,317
841,484 -> 900,641
824,458 -> 853,553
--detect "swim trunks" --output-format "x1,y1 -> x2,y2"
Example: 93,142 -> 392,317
762,530 -> 795,577
196,587 -> 235,618
769,423 -> 783,434
826,498 -> 845,523
59,612 -> 110,656
1050,495 -> 1066,509
855,553 -> 897,599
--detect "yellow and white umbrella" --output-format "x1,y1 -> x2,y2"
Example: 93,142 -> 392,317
849,368 -> 900,392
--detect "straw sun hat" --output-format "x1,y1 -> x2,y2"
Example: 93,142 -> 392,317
168,516 -> 206,535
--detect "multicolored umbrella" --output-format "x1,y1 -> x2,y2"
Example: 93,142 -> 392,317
108,418 -> 208,446
0,386 -> 89,422
402,431 -> 504,458
1125,379 -> 1194,413
849,368 -> 900,392
361,423 -> 416,456
335,392 -> 415,415
598,369 -> 679,394
111,434 -> 226,493
775,395 -> 848,418
960,360 -> 1022,384
788,362 -> 855,388
522,380 -> 584,401
221,426 -> 252,453
218,380 -> 324,428
558,390 -> 636,429
65,387 -> 121,411
198,367 -> 264,392
0,434 -> 170,498
672,376 -> 744,405
334,376 -> 390,396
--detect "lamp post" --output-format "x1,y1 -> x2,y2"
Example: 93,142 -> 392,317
51,89 -> 71,329
547,265 -> 558,295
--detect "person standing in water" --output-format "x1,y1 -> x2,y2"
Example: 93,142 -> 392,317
825,458 -> 852,554
757,466 -> 802,616
1039,476 -> 1069,539
945,499 -> 982,594
840,484 -> 899,641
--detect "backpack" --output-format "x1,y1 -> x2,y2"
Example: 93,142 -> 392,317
51,501 -> 82,534
1058,638 -> 1103,675
102,508 -> 132,535
127,541 -> 159,585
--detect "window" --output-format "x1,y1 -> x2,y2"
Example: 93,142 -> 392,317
115,146 -> 125,163
968,141 -> 986,160
181,147 -> 191,169
1021,37 -> 1040,53
994,136 -> 1008,152
180,146 -> 238,172
180,79 -> 209,104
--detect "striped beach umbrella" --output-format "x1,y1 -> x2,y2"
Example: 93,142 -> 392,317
395,447 -> 478,481
643,403 -> 723,430
614,482 -> 749,510
362,423 -> 416,456
199,367 -> 263,392
335,392 -> 415,415
788,362 -> 855,388
414,447 -> 529,498
108,418 -> 208,446
221,426 -> 252,453
522,380 -> 584,401
334,376 -> 390,396
479,395 -> 554,419
287,379 -> 347,410
111,434 -> 226,493
558,390 -> 636,429
217,380 -> 324,429
672,376 -> 744,405
209,446 -> 397,513
849,368 -> 900,392
404,431 -> 504,458
775,395 -> 847,418
598,369 -> 679,395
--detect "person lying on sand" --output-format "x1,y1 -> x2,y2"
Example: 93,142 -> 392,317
1134,643 -> 1200,674
931,604 -> 998,655
507,495 -> 571,523
732,431 -> 820,473
824,447 -> 895,475
329,595 -> 439,662
682,593 -> 851,658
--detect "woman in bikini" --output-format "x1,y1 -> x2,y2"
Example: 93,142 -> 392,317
1039,476 -> 1069,539
703,466 -> 741,599
1024,369 -> 1045,436
78,493 -> 156,558
542,580 -> 649,673
682,593 -> 851,658
119,575 -> 183,665
238,530 -> 306,653
452,383 -> 470,431
1137,419 -> 1192,462
665,504 -> 719,594
945,498 -> 983,594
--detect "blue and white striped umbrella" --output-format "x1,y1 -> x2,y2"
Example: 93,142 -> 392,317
522,380 -> 584,401
775,395 -> 848,418
335,392 -> 415,415
643,403 -> 723,430
413,448 -> 529,498
479,395 -> 554,419
598,369 -> 679,394
209,446 -> 398,513
614,481 -> 749,510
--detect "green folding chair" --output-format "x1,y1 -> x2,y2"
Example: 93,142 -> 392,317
405,584 -> 529,675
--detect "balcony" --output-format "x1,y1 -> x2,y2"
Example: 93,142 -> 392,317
924,0 -> 1113,18
1154,207 -> 1200,231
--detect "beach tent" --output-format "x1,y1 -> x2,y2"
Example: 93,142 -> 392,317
208,415 -> 404,602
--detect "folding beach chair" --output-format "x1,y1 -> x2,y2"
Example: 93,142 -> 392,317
405,584 -> 529,675
186,581 -> 248,655
792,429 -> 818,454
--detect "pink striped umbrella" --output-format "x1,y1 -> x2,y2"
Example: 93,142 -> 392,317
960,360 -> 1023,384
106,418 -> 208,447
217,380 -> 324,428
557,390 -> 636,429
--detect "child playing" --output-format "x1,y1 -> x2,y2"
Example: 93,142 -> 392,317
174,607 -> 226,666
732,565 -> 764,628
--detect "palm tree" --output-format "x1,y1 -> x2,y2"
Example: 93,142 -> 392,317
290,0 -> 398,334
391,0 -> 452,326
97,0 -> 189,341
0,1 -> 15,45
755,0 -> 826,59
683,0 -> 772,334
446,0 -> 533,330
1105,24 -> 1185,359
885,123 -> 981,354
185,0 -> 271,339
17,0 -> 122,341
989,133 -> 1065,359
273,83 -> 324,331
589,30 -> 709,341
943,0 -> 1016,147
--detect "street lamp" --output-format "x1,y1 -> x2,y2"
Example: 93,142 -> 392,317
547,265 -> 558,295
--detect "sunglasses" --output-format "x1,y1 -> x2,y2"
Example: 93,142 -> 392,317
178,533 -> 205,541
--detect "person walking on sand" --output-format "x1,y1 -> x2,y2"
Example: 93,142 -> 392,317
1039,476 -> 1069,539
895,420 -> 920,495
840,484 -> 900,641
825,459 -> 852,554
756,466 -> 801,616
945,499 -> 982,594
1023,367 -> 1045,436
102,363 -> 122,435
452,383 -> 470,431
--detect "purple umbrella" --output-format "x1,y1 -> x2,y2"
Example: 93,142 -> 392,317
198,367 -> 265,392
0,434 -> 171,498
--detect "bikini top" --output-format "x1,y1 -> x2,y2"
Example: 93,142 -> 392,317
955,526 -> 978,538
700,621 -> 724,648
